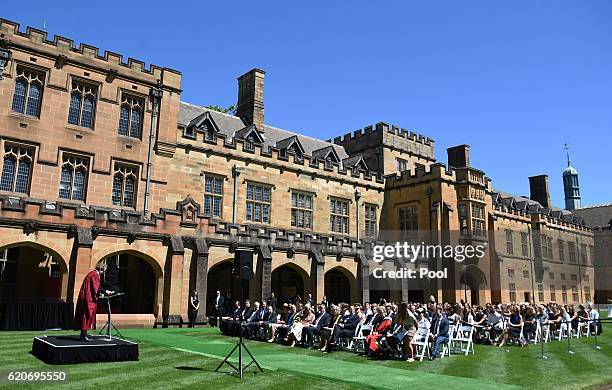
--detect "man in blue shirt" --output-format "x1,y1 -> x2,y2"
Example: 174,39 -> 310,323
429,306 -> 449,360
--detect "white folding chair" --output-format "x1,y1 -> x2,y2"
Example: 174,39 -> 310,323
352,323 -> 371,353
342,321 -> 363,351
531,321 -> 541,344
453,324 -> 475,355
557,322 -> 569,341
411,328 -> 431,361
441,324 -> 456,358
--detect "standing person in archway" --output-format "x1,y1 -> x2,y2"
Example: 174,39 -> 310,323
73,263 -> 113,341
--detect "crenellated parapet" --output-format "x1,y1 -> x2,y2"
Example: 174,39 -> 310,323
329,121 -> 435,161
0,18 -> 181,90
0,194 -> 367,259
384,162 -> 455,187
179,127 -> 386,186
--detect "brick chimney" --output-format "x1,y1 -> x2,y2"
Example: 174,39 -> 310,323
529,175 -> 551,208
236,68 -> 265,130
447,145 -> 470,168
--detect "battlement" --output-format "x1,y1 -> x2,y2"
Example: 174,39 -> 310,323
329,121 -> 435,146
179,130 -> 386,186
384,162 -> 455,186
0,19 -> 181,87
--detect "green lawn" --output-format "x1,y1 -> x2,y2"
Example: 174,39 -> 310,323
0,324 -> 611,389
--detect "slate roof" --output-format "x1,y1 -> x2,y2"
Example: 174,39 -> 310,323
492,189 -> 587,226
572,204 -> 612,228
179,101 -> 349,160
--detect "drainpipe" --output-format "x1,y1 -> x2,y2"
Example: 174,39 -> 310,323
144,81 -> 163,216
355,190 -> 361,240
232,165 -> 243,223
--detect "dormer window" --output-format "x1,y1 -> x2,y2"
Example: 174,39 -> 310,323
244,134 -> 255,151
185,111 -> 220,142
288,144 -> 303,161
276,136 -> 305,162
203,124 -> 216,142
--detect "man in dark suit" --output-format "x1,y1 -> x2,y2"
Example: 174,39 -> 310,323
328,311 -> 359,351
232,301 -> 241,319
267,293 -> 278,311
301,304 -> 330,348
429,306 -> 450,360
306,293 -> 314,307
213,290 -> 225,327
244,301 -> 264,338
238,300 -> 253,336
321,295 -> 330,310
248,302 -> 269,339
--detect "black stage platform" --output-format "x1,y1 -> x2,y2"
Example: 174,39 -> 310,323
32,335 -> 139,365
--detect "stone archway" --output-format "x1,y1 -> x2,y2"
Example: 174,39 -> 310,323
325,266 -> 355,305
271,263 -> 309,305
0,242 -> 69,304
97,251 -> 163,314
460,265 -> 488,305
206,259 -> 245,317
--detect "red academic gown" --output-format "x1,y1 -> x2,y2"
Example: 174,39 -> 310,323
73,270 -> 100,331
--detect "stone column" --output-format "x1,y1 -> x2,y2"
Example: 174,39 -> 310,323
190,238 -> 209,324
67,227 -> 94,307
162,236 -> 185,325
259,245 -> 272,303
310,249 -> 325,304
357,253 -> 370,304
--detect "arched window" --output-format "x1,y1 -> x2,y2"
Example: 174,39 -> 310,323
0,145 -> 33,194
81,95 -> 95,128
58,155 -> 89,201
67,81 -> 97,128
112,164 -> 138,208
118,95 -> 145,139
11,67 -> 44,117
68,91 -> 82,125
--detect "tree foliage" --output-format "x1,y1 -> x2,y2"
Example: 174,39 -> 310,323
205,104 -> 237,115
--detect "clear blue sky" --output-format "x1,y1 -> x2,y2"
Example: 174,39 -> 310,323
3,1 -> 611,206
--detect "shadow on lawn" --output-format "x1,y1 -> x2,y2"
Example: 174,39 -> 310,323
176,366 -> 205,371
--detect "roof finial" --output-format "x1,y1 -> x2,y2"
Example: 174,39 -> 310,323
564,143 -> 571,167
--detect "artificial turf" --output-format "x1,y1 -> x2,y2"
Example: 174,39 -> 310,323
0,323 -> 610,389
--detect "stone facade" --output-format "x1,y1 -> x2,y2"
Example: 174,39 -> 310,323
0,19 -> 599,328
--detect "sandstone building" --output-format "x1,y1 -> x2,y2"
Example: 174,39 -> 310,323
0,19 -> 598,327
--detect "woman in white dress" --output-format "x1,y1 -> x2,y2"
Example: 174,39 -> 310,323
287,307 -> 315,347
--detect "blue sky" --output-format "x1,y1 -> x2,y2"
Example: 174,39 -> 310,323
3,1 -> 611,206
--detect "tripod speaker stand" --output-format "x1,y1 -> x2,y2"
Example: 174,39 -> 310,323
215,250 -> 263,378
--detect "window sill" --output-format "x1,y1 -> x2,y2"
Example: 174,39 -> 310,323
117,134 -> 143,142
0,190 -> 29,197
8,112 -> 40,121
65,124 -> 95,133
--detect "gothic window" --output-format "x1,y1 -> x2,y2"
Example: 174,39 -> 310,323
118,94 -> 144,138
68,80 -> 97,128
364,203 -> 377,239
399,206 -> 418,238
0,145 -> 33,194
246,183 -> 271,223
505,230 -> 514,255
59,155 -> 88,201
396,158 -> 408,172
291,191 -> 313,229
111,164 -> 138,208
471,204 -> 486,236
203,175 -> 223,217
11,67 -> 44,117
330,198 -> 349,234
520,232 -> 529,256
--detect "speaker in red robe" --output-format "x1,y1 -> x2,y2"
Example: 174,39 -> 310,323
74,269 -> 100,333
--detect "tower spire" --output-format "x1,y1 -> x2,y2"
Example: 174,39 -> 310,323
562,143 -> 580,210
